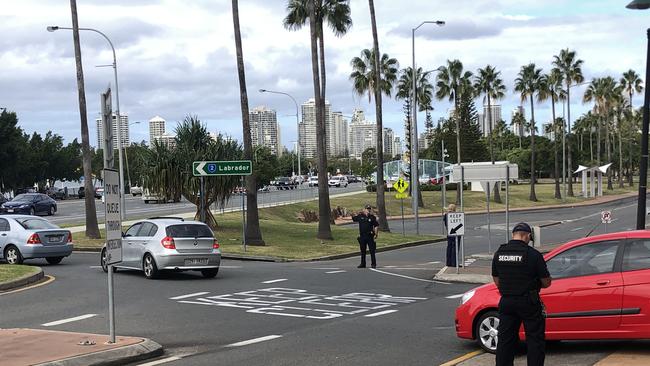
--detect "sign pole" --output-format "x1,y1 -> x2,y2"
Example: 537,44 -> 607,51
401,197 -> 405,236
506,166 -> 510,243
460,166 -> 465,211
200,176 -> 205,223
487,181 -> 492,254
455,236 -> 459,274
107,265 -> 115,343
241,176 -> 246,252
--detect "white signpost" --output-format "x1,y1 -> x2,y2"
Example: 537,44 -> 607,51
103,169 -> 121,344
447,212 -> 465,273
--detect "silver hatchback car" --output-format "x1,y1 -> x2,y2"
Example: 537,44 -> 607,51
100,217 -> 221,279
0,215 -> 73,265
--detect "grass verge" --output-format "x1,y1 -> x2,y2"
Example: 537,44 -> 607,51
0,265 -> 40,283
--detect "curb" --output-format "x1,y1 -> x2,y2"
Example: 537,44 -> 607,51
37,338 -> 164,366
0,267 -> 44,292
433,266 -> 492,284
223,238 -> 446,263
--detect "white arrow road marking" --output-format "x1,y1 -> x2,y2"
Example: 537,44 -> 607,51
364,310 -> 398,317
170,292 -> 210,300
136,356 -> 182,366
42,314 -> 97,327
445,294 -> 464,299
262,279 -> 288,284
226,335 -> 283,347
196,162 -> 206,175
325,270 -> 346,274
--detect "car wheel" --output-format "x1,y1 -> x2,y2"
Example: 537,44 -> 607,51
475,310 -> 499,353
100,248 -> 117,273
29,207 -> 35,216
143,254 -> 159,279
48,205 -> 55,216
201,268 -> 219,278
4,245 -> 23,265
46,256 -> 63,265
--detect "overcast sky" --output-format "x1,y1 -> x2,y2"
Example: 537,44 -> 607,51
1,0 -> 647,149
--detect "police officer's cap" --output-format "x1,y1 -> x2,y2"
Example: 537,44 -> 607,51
365,204 -> 372,210
512,222 -> 532,234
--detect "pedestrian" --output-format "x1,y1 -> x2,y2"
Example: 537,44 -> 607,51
352,204 -> 379,268
443,204 -> 458,267
492,222 -> 552,366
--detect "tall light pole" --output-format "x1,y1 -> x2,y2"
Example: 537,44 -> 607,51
412,20 -> 445,235
626,0 -> 650,229
48,25 -> 126,220
260,89 -> 301,177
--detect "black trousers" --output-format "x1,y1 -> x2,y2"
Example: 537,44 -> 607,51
496,296 -> 546,366
446,236 -> 457,267
358,235 -> 376,267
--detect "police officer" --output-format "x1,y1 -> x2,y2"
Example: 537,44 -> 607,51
492,223 -> 552,366
352,204 -> 379,268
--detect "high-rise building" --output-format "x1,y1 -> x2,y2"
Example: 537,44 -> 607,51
331,111 -> 348,157
250,106 -> 282,156
348,111 -> 376,159
299,98 -> 332,158
96,113 -> 129,149
148,116 -> 166,145
480,102 -> 502,137
153,133 -> 177,149
382,128 -> 394,157
392,136 -> 402,157
511,106 -> 527,137
418,132 -> 429,152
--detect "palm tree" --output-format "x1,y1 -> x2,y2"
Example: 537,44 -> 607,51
436,60 -> 472,204
349,49 -> 398,103
612,92 -> 629,188
474,65 -> 506,203
620,69 -> 643,186
539,68 -> 566,199
553,49 -> 584,196
284,0 -> 351,240
232,0 -> 264,245
514,63 -> 543,201
69,0 -> 100,239
510,110 -> 526,149
544,118 -> 564,199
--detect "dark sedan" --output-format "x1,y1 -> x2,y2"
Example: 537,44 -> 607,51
0,193 -> 57,216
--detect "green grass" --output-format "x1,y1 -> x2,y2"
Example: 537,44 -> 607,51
0,265 -> 39,283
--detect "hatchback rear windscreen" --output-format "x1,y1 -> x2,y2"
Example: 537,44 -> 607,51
166,224 -> 213,238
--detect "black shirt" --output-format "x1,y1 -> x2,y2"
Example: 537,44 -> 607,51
352,213 -> 378,236
492,240 -> 550,295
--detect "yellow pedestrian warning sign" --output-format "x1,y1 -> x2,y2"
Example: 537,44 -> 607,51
393,178 -> 409,193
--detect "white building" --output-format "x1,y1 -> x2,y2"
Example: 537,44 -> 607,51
382,128 -> 394,157
511,106 -> 528,137
348,111 -> 376,160
331,111 -> 348,157
153,132 -> 177,149
250,106 -> 282,156
96,113 -> 129,149
299,98 -> 333,158
148,116 -> 166,145
479,102 -> 502,137
392,136 -> 402,157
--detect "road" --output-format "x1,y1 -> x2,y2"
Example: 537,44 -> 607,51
48,183 -> 365,226
1,194 -> 647,365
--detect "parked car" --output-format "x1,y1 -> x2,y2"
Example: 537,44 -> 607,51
100,217 -> 221,279
94,187 -> 104,199
308,176 -> 319,187
0,193 -> 57,216
130,186 -> 143,196
455,230 -> 650,353
273,177 -> 298,190
0,215 -> 73,264
46,187 -> 66,200
328,176 -> 349,188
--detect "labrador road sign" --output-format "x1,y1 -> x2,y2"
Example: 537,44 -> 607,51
393,178 -> 409,193
103,169 -> 122,265
447,212 -> 465,236
193,160 -> 252,176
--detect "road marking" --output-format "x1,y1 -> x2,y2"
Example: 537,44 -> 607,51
309,267 -> 340,270
219,265 -> 242,269
439,350 -> 485,366
570,227 -> 584,232
370,268 -> 450,285
325,270 -> 346,274
364,309 -> 398,317
89,265 -> 102,269
417,261 -> 441,266
380,268 -> 434,271
170,292 -> 210,300
226,335 -> 282,347
136,356 -> 182,366
0,275 -> 55,296
262,279 -> 288,284
42,314 -> 97,327
445,294 -> 464,299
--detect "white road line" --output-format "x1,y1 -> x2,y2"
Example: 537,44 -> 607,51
381,268 -> 434,271
42,314 -> 97,327
364,310 -> 398,317
370,268 -> 450,285
325,270 -> 346,274
226,335 -> 283,347
262,279 -> 288,284
220,265 -> 242,269
417,261 -> 441,266
445,294 -> 464,299
170,292 -> 210,300
309,267 -> 340,270
570,227 -> 584,232
89,266 -> 102,269
136,356 -> 182,366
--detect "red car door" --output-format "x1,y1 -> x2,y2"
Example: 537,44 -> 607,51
620,238 -> 650,337
541,239 -> 623,337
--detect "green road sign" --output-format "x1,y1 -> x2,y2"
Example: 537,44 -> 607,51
193,160 -> 252,176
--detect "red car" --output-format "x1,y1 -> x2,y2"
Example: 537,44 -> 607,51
455,230 -> 650,353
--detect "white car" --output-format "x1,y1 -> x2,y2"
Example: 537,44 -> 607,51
308,176 -> 319,187
328,176 -> 348,188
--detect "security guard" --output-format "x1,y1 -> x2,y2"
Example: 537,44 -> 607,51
352,204 -> 379,268
492,223 -> 552,366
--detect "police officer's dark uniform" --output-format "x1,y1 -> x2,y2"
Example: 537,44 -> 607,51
492,223 -> 550,366
352,204 -> 379,268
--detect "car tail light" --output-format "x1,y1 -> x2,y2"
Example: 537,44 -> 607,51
161,236 -> 176,249
27,233 -> 42,245
67,232 -> 73,243
213,239 -> 220,249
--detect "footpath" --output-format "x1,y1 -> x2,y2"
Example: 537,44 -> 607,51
436,244 -> 650,366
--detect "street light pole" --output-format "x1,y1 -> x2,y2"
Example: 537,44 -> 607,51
48,25 -> 126,221
411,20 -> 445,235
260,89 -> 301,177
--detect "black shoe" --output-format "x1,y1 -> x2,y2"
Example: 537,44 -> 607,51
357,264 -> 366,268
371,264 -> 376,269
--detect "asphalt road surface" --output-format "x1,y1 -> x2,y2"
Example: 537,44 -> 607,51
1,194 -> 647,365
48,183 -> 365,226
